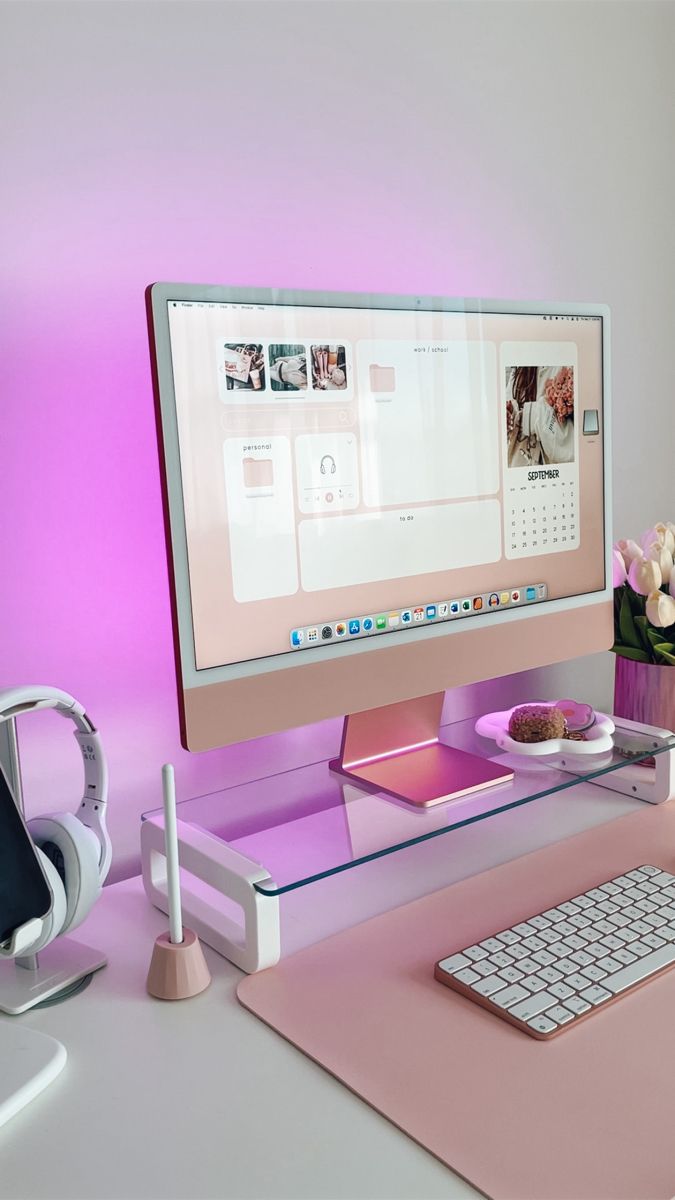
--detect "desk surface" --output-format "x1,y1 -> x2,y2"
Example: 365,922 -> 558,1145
0,875 -> 476,1200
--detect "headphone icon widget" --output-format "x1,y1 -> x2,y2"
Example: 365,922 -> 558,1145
320,455 -> 336,475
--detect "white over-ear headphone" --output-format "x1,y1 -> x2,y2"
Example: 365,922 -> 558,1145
0,685 -> 111,956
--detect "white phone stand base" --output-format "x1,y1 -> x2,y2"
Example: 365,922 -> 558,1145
0,1024 -> 66,1128
0,938 -> 107,1015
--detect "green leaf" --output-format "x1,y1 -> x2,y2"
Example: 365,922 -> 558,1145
619,591 -> 642,649
611,644 -> 651,663
653,643 -> 675,666
634,616 -> 655,653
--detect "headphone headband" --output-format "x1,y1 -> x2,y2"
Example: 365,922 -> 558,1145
0,685 -> 111,883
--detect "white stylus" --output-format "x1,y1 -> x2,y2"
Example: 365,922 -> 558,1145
162,764 -> 183,945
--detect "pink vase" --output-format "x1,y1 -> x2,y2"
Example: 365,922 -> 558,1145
613,656 -> 675,733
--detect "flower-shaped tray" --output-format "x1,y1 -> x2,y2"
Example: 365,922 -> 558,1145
475,704 -> 615,757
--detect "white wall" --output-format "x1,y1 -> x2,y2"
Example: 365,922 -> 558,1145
2,0 -> 674,880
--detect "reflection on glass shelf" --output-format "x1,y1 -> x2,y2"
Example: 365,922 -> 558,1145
141,717 -> 675,898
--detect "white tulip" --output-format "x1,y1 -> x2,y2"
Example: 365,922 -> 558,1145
655,523 -> 675,555
616,538 -> 643,567
670,572 -> 675,601
628,556 -> 662,595
646,589 -> 675,629
612,549 -> 627,587
646,541 -> 673,584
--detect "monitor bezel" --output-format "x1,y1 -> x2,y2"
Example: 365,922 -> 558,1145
147,283 -> 611,695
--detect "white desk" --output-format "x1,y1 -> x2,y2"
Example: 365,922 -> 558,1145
0,875 -> 477,1200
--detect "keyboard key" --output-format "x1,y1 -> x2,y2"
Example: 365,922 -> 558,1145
491,950 -> 515,969
570,950 -> 594,967
532,949 -> 556,967
521,935 -> 545,953
473,960 -> 499,976
512,923 -> 537,938
579,985 -> 612,1005
496,930 -> 521,946
580,964 -> 608,983
604,941 -> 675,994
553,921 -> 577,938
561,933 -> 586,952
630,941 -> 653,957
547,944 -> 570,960
612,948 -> 637,966
455,968 -> 480,986
652,871 -> 675,888
615,929 -> 639,945
545,1004 -> 574,1025
538,965 -> 563,985
644,913 -> 667,928
497,966 -> 524,985
521,975 -> 547,993
597,899 -> 619,915
480,938 -> 504,954
607,913 -> 630,928
629,919 -> 652,936
528,1015 -> 557,1034
600,881 -> 621,896
636,881 -> 659,895
570,894 -> 595,909
516,958 -> 540,975
620,906 -> 643,921
596,956 -> 623,974
636,898 -> 659,914
586,888 -> 607,902
594,919 -> 617,935
639,865 -> 661,876
508,991 -> 558,1022
463,945 -> 488,962
642,933 -> 666,950
438,954 -> 471,974
491,984 -> 530,1009
627,868 -> 650,881
471,976 -> 504,998
538,928 -> 562,944
659,925 -> 675,942
505,943 -> 530,961
542,908 -> 566,923
527,915 -> 552,931
600,934 -> 624,952
549,980 -> 575,1000
565,973 -> 591,991
554,958 -> 578,976
564,995 -> 592,1015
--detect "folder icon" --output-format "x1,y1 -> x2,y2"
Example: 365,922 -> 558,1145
369,364 -> 396,392
243,457 -> 274,488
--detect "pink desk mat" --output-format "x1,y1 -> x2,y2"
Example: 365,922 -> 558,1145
238,801 -> 675,1200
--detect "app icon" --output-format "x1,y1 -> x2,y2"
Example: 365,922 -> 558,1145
376,615 -> 387,630
462,599 -> 471,611
401,609 -> 412,624
450,601 -> 460,614
307,627 -> 319,643
511,590 -> 520,603
500,592 -> 510,605
438,602 -> 449,618
526,587 -> 536,601
291,630 -> 304,647
413,606 -> 425,621
426,605 -> 437,620
348,619 -> 360,635
363,617 -> 374,632
335,622 -> 347,636
388,612 -> 400,628
321,624 -> 333,639
473,597 -> 483,611
538,584 -> 546,599
489,593 -> 500,608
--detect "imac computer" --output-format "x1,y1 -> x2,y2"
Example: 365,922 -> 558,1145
146,285 -> 612,808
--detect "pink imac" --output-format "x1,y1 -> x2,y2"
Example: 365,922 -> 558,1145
146,285 -> 612,807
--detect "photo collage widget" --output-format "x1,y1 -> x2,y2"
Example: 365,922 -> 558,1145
218,341 -> 349,398
505,364 -> 576,468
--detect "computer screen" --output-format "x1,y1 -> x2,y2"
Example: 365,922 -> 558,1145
147,286 -> 612,753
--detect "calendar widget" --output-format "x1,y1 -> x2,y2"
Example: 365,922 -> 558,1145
503,356 -> 579,560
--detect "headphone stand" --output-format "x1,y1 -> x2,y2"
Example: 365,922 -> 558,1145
0,937 -> 107,1016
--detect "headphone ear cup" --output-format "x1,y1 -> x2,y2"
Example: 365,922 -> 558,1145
28,814 -> 101,935
19,848 -> 68,954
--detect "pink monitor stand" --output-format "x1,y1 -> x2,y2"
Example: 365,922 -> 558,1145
329,692 -> 514,807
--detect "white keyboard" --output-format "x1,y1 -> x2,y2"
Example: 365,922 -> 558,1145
434,865 -> 675,1039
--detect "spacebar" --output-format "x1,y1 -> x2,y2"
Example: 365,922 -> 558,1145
604,944 -> 675,994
